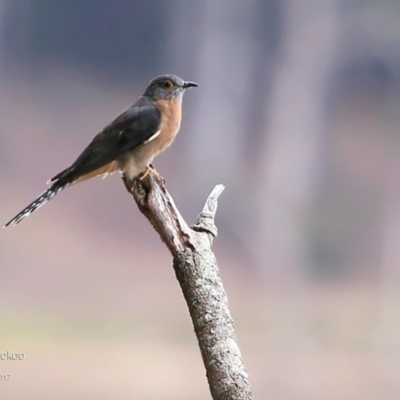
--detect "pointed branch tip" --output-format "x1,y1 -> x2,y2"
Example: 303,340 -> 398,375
192,184 -> 225,238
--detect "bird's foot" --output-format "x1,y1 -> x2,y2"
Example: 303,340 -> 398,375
139,165 -> 164,182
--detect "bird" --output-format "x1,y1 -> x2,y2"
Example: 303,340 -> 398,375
4,74 -> 198,227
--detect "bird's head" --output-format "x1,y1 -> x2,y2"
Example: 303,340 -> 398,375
143,74 -> 198,101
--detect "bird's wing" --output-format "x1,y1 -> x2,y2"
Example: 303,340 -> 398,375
4,98 -> 161,227
50,97 -> 161,184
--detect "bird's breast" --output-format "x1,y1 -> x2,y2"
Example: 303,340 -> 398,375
154,98 -> 182,150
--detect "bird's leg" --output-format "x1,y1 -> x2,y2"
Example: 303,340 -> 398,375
139,166 -> 151,180
139,164 -> 164,181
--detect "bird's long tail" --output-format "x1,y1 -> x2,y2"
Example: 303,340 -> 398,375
4,182 -> 70,227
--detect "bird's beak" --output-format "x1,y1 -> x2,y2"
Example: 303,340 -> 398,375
182,81 -> 198,89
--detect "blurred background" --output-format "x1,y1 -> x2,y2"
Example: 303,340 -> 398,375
1,1 -> 400,399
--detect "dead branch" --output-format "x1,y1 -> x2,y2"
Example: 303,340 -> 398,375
123,173 -> 253,400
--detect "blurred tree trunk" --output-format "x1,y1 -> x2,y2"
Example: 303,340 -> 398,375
374,88 -> 400,353
178,0 -> 259,190
254,0 -> 339,281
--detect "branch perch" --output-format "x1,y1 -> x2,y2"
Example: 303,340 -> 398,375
123,173 -> 253,400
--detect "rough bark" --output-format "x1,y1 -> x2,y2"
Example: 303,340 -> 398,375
123,173 -> 253,400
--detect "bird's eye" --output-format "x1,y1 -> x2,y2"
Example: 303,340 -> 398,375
163,80 -> 173,89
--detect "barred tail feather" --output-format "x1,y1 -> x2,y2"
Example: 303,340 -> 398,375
4,183 -> 69,227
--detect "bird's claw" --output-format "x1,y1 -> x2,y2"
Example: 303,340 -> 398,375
139,165 -> 164,182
